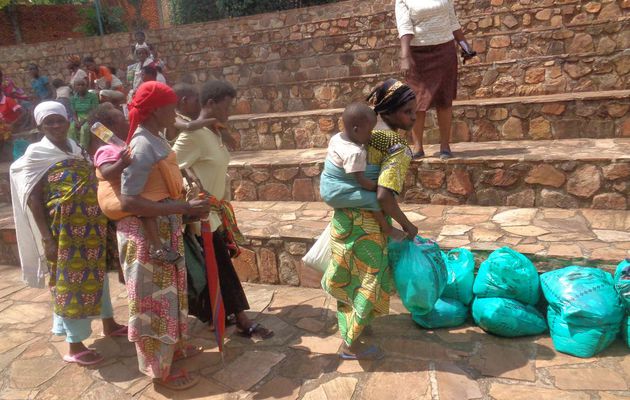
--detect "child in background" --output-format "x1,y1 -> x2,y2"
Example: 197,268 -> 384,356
320,102 -> 406,241
90,103 -> 182,263
70,78 -> 99,149
27,64 -> 53,103
51,78 -> 74,122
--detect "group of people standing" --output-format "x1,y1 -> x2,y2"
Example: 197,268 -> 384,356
7,0 -> 476,389
10,77 -> 273,390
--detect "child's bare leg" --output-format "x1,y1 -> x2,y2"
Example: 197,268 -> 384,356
141,217 -> 182,263
373,211 -> 406,241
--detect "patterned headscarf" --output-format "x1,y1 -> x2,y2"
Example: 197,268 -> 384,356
126,81 -> 177,143
366,78 -> 416,115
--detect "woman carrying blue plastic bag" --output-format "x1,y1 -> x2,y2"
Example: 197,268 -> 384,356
321,79 -> 419,360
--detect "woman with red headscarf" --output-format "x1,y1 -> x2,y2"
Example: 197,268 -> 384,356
116,81 -> 210,390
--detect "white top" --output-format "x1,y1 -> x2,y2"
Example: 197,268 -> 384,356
326,132 -> 367,174
395,0 -> 461,46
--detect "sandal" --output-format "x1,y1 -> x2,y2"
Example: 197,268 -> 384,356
102,325 -> 128,338
149,246 -> 183,264
173,344 -> 204,362
237,323 -> 274,340
340,345 -> 384,361
154,369 -> 200,391
412,150 -> 425,159
439,150 -> 454,160
63,350 -> 104,366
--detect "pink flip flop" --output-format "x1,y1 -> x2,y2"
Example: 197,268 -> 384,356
103,325 -> 128,338
63,350 -> 104,366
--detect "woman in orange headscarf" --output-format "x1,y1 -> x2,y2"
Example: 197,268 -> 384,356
116,81 -> 210,390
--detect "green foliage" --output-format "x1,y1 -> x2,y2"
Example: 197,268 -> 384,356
169,0 -> 219,25
76,4 -> 127,36
170,0 -> 338,25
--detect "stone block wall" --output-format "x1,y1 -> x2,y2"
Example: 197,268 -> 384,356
229,159 -> 630,210
229,95 -> 630,150
1,0 -> 627,110
233,238 -> 322,288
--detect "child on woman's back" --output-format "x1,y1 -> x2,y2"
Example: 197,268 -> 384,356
90,103 -> 181,263
321,102 -> 406,240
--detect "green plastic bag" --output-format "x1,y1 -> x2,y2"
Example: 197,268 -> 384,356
614,259 -> 630,311
541,266 -> 624,327
389,236 -> 448,315
472,297 -> 547,337
412,298 -> 468,329
547,307 -> 619,358
623,316 -> 630,349
473,247 -> 540,305
442,248 -> 475,305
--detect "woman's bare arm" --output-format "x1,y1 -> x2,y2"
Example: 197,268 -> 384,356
377,186 -> 418,238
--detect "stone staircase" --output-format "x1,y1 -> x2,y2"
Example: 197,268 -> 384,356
1,0 -> 630,288
216,0 -> 630,286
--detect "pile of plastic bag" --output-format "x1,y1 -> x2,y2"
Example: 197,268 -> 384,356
541,266 -> 624,357
412,248 -> 474,329
615,259 -> 630,348
389,237 -> 448,317
471,247 -> 547,337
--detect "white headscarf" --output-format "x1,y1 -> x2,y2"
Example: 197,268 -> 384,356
33,101 -> 68,126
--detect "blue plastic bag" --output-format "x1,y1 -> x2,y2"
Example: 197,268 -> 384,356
389,236 -> 448,315
614,259 -> 630,311
541,266 -> 624,327
442,248 -> 475,305
472,297 -> 547,337
473,247 -> 540,305
412,298 -> 468,329
547,307 -> 619,358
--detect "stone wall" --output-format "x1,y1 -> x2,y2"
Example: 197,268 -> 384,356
230,94 -> 630,150
229,158 -> 630,210
0,0 -> 627,110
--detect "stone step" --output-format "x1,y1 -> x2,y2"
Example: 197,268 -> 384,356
0,201 -> 627,282
456,0 -> 627,22
228,138 -> 630,210
231,201 -> 628,286
161,14 -> 628,82
214,49 -> 629,114
229,90 -> 630,150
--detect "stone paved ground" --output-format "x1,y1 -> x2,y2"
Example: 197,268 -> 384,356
1,265 -> 630,400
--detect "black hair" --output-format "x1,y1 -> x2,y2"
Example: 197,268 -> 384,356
27,63 -> 39,70
87,102 -> 118,128
51,78 -> 66,88
172,82 -> 198,100
83,56 -> 95,64
342,102 -> 376,128
135,31 -> 145,38
141,65 -> 157,77
200,80 -> 237,105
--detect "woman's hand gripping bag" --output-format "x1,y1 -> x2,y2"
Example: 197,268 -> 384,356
442,248 -> 475,305
389,237 -> 448,315
614,259 -> 630,311
541,266 -> 624,327
473,247 -> 540,305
